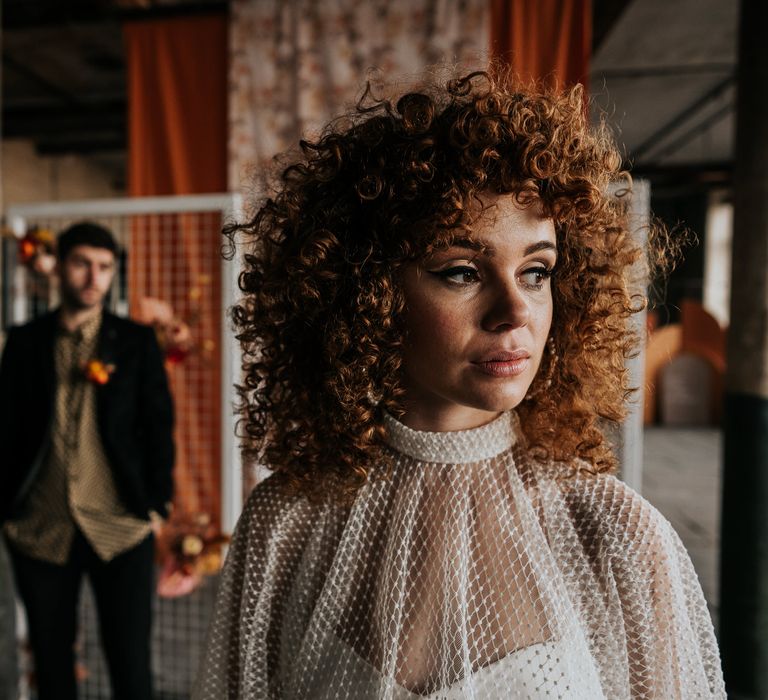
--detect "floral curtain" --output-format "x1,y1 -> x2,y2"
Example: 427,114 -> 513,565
228,0 -> 490,190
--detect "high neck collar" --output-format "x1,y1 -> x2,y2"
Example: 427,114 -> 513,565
382,411 -> 517,464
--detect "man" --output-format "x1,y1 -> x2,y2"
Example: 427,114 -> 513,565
0,222 -> 174,700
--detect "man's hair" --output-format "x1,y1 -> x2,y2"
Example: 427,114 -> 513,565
57,221 -> 118,261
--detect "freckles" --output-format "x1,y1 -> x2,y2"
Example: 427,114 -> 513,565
412,314 -> 454,348
529,296 -> 553,322
433,304 -> 461,328
428,306 -> 466,343
408,292 -> 461,329
407,305 -> 464,362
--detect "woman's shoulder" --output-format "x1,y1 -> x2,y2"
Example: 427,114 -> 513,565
233,471 -> 345,548
237,471 -> 317,528
546,463 -> 680,560
223,472 -> 335,576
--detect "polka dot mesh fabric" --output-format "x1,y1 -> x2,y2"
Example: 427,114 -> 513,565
194,412 -> 725,699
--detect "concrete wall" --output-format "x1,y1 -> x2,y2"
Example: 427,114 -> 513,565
2,139 -> 123,208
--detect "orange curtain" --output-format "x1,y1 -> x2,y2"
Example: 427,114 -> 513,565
124,14 -> 227,526
490,0 -> 592,91
125,14 -> 227,195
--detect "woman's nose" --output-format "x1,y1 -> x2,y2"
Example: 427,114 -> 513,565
481,280 -> 530,331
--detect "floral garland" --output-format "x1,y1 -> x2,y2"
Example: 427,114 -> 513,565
134,278 -> 214,367
16,226 -> 57,275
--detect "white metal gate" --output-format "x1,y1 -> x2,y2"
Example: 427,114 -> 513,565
3,193 -> 244,699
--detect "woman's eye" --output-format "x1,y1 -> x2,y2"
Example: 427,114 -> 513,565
520,266 -> 552,289
430,266 -> 480,286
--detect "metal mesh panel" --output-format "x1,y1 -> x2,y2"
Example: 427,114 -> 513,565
79,574 -> 219,699
128,211 -> 223,525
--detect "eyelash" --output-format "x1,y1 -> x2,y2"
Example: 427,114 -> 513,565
520,266 -> 553,290
431,266 -> 480,285
430,265 -> 553,290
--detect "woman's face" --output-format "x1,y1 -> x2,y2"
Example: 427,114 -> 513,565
399,194 -> 556,431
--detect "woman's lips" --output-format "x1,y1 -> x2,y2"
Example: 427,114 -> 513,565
472,350 -> 530,377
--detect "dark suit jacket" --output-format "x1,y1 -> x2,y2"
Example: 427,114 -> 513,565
0,310 -> 174,524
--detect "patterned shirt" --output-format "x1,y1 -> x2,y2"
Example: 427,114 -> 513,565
4,310 -> 152,564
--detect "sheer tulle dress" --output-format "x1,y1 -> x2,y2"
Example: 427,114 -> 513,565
195,412 -> 725,699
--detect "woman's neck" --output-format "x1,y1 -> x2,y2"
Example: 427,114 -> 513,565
398,399 -> 503,433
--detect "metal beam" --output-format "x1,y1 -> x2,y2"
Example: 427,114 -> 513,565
2,102 -> 126,139
631,75 -> 734,162
35,135 -> 126,155
2,53 -> 81,106
651,101 -> 734,163
593,63 -> 733,79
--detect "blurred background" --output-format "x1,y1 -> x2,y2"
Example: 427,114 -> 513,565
0,0 -> 762,698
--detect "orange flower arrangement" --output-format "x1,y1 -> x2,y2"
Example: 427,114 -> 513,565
155,511 -> 229,598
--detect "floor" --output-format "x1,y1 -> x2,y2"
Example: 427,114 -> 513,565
641,426 -> 722,625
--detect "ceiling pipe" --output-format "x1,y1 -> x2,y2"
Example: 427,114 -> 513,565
631,75 -> 734,162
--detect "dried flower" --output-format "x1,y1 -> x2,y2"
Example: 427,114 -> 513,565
155,510 -> 231,598
17,227 -> 56,274
181,534 -> 204,557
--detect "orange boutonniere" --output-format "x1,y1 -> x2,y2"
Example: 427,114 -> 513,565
82,359 -> 116,385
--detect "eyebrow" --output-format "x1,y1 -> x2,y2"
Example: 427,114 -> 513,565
73,255 -> 115,267
440,238 -> 557,257
522,241 -> 558,256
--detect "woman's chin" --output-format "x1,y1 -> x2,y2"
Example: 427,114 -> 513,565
462,383 -> 532,413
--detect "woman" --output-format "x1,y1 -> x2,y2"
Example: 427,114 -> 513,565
196,71 -> 725,698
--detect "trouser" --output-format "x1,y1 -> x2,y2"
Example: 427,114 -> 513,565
6,529 -> 154,700
0,539 -> 18,700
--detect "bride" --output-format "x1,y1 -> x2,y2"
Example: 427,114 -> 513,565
195,70 -> 725,699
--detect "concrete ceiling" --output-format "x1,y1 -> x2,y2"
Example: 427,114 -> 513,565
1,0 -> 741,189
1,0 -> 226,187
591,0 -> 738,176
3,19 -> 125,153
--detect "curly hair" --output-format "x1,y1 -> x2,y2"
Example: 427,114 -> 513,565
229,68 -> 647,500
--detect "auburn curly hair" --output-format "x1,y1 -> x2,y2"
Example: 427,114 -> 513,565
229,69 -> 647,500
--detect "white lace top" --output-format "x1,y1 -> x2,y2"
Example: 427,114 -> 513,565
195,412 -> 725,699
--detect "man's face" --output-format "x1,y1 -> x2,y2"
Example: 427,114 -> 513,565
58,245 -> 116,311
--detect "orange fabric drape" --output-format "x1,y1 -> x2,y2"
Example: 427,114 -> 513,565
124,14 -> 227,526
125,14 -> 227,195
490,0 -> 592,91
